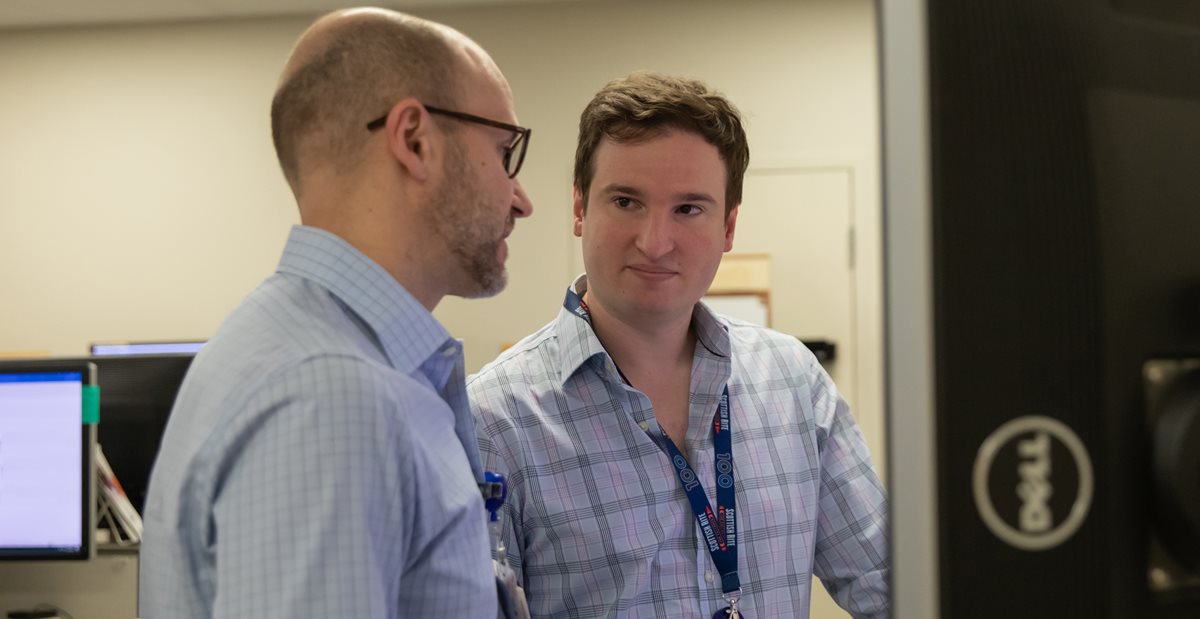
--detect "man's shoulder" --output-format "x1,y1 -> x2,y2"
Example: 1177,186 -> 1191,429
170,273 -> 421,442
161,348 -> 433,508
202,274 -> 391,377
467,319 -> 569,432
223,272 -> 370,348
704,315 -> 830,392
185,344 -> 426,428
717,315 -> 813,356
471,319 -> 561,386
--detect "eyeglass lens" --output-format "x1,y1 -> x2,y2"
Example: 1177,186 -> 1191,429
506,133 -> 528,178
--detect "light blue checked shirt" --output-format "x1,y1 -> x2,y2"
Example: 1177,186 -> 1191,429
141,225 -> 496,619
470,276 -> 889,618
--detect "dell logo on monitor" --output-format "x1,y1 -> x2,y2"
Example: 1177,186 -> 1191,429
973,416 -> 1094,550
1017,431 -> 1052,533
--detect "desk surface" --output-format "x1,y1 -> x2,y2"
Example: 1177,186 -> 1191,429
0,547 -> 138,619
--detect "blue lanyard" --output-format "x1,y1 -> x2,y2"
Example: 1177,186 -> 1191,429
661,386 -> 739,594
564,288 -> 741,596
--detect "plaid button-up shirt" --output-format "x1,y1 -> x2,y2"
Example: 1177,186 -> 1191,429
141,226 -> 494,619
470,276 -> 890,618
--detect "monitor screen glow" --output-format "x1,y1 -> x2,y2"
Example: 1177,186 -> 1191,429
90,342 -> 205,356
0,370 -> 89,559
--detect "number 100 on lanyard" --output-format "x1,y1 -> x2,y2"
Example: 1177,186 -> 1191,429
660,386 -> 746,619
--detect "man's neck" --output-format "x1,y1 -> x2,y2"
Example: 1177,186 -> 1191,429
301,189 -> 448,312
582,290 -> 695,384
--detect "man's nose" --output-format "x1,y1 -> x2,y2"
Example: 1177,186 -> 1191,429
635,211 -> 674,259
512,180 -> 533,218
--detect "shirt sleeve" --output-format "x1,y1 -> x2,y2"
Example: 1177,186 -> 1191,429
806,353 -> 892,619
207,355 -> 494,618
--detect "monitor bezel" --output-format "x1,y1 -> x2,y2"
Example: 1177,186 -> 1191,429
0,359 -> 96,561
74,352 -> 195,515
89,340 -> 205,356
880,0 -> 940,616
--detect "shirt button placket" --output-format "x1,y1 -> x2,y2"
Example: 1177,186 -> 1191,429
699,537 -> 716,602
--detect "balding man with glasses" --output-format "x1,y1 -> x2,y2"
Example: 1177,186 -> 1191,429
141,8 -> 532,619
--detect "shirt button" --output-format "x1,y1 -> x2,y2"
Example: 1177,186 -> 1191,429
638,421 -> 649,431
705,571 -> 714,583
441,347 -> 456,358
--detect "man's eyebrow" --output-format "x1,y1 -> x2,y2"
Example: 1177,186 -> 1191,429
599,184 -> 646,198
675,192 -> 717,205
600,185 -> 717,205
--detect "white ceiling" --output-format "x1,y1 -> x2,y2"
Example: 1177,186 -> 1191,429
0,0 -> 591,29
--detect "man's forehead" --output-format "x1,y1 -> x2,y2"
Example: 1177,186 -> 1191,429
597,128 -> 719,154
461,71 -> 517,122
593,131 -> 723,169
588,134 -> 726,201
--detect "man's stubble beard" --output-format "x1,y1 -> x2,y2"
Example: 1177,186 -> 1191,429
426,139 -> 512,299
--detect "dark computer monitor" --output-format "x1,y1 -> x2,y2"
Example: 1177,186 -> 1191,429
882,0 -> 1200,617
0,359 -> 96,561
76,354 -> 194,515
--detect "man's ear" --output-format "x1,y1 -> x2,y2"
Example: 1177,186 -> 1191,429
384,98 -> 433,182
723,204 -> 740,252
572,186 -> 586,238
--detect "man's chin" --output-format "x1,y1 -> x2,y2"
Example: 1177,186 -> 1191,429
628,296 -> 699,322
456,267 -> 507,300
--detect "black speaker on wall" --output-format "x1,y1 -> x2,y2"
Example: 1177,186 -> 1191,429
883,0 -> 1200,617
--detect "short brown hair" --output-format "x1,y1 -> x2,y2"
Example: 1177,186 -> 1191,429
270,13 -> 464,192
574,72 -> 750,214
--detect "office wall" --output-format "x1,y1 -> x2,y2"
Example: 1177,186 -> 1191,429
0,0 -> 883,453
0,2 -> 880,613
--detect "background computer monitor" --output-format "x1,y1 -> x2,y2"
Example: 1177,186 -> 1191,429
0,360 -> 96,561
90,341 -> 205,356
76,354 -> 194,515
882,0 -> 1200,617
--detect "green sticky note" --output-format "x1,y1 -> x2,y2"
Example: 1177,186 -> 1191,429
83,386 -> 100,424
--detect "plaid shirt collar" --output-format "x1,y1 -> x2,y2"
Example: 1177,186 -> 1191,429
554,273 -> 732,388
277,225 -> 457,377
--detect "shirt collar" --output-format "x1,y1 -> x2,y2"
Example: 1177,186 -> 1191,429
554,274 -> 612,386
276,225 -> 455,374
691,298 -> 732,359
554,273 -> 732,386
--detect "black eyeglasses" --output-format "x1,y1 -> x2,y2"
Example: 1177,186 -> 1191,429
367,104 -> 531,179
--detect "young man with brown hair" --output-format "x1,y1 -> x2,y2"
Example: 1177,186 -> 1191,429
470,72 -> 888,618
